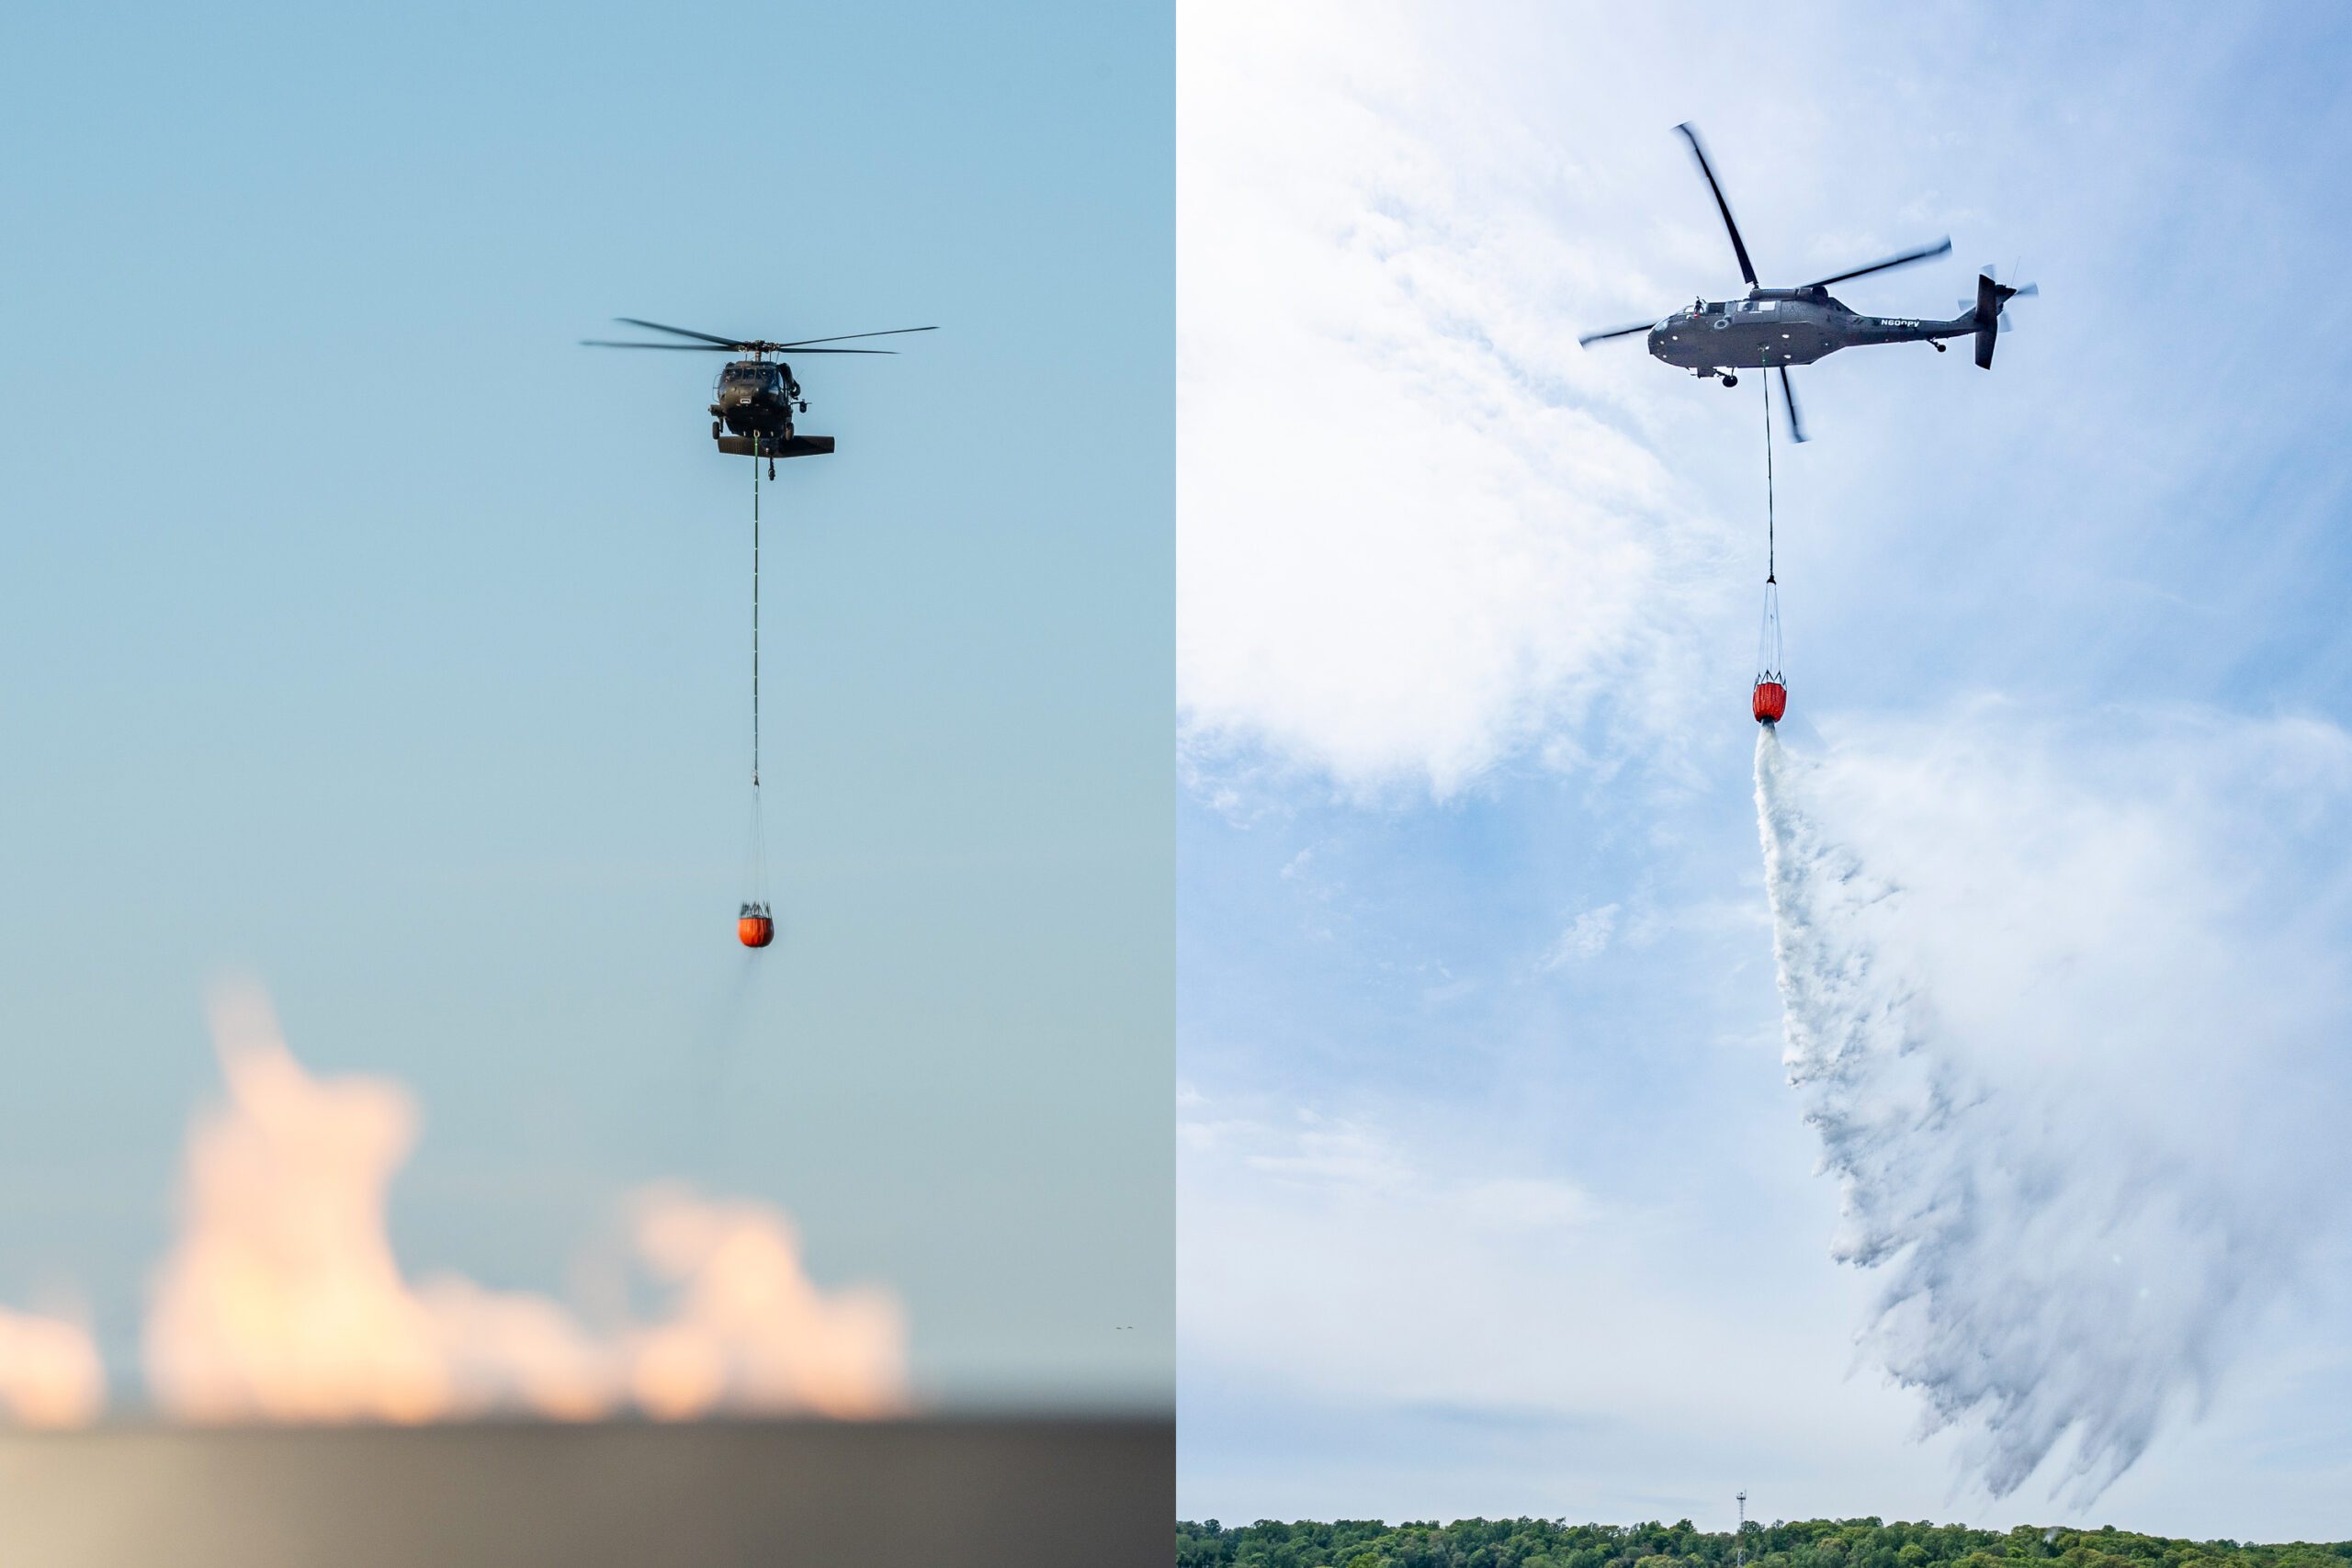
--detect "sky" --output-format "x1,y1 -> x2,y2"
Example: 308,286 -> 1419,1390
1179,0 -> 2352,1538
0,0 -> 1170,1412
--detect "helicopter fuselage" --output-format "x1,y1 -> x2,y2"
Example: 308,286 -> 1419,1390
710,358 -> 804,438
585,315 -> 932,464
1647,288 -> 1973,372
707,357 -> 834,460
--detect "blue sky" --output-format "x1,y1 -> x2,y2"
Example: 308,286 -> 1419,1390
0,0 -> 1170,1410
1180,0 -> 2352,1536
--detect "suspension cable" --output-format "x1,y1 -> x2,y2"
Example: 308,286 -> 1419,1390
752,436 -> 762,791
1761,370 -> 1775,583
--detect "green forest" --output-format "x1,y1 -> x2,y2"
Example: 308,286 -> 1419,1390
1176,1518 -> 2352,1568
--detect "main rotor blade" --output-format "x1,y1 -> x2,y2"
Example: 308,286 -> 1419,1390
1577,321 -> 1656,347
1675,122 -> 1758,289
769,326 -> 938,349
1799,237 -> 1952,290
579,340 -> 899,355
1777,366 -> 1806,445
613,317 -> 748,347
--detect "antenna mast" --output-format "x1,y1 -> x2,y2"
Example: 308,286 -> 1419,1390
1736,1493 -> 1747,1568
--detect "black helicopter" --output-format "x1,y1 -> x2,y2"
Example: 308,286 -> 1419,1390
583,318 -> 935,475
1579,124 -> 2030,441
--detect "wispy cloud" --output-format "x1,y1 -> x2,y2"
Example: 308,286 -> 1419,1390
1542,903 -> 1622,968
1178,1 -> 1730,799
1178,1082 -> 1919,1493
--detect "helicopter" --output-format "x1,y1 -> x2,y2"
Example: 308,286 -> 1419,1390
582,318 -> 935,475
1579,123 -> 2031,441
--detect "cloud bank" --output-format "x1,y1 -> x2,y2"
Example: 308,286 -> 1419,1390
140,985 -> 906,1424
1756,708 -> 2352,1503
1,985 -> 906,1428
1178,3 -> 1730,797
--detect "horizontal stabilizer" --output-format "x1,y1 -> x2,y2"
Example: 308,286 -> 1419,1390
716,434 -> 835,459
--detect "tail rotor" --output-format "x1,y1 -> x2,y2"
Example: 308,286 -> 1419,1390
1964,264 -> 2037,367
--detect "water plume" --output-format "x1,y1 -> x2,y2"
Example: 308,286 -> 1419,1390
1754,715 -> 2350,1505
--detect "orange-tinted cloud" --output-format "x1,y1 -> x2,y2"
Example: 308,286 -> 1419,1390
625,1184 -> 905,1420
0,1307 -> 105,1427
138,984 -> 905,1424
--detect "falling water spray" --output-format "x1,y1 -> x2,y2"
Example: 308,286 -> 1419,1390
1752,722 -> 2329,1505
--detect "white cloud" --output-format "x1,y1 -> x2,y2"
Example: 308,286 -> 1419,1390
1178,1085 -> 1926,1487
1175,0 -> 2352,1533
1177,1 -> 1731,798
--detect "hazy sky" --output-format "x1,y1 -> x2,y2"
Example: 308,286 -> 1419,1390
1180,0 -> 2352,1536
0,0 -> 1170,1410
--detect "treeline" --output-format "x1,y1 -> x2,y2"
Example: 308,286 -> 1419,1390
1175,1517 -> 2352,1568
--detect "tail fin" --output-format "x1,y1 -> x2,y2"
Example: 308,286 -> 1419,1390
1973,272 -> 2016,368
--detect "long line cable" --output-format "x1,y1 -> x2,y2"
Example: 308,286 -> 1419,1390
1758,370 -> 1782,682
747,437 -> 768,910
752,436 -> 762,791
1762,369 -> 1775,583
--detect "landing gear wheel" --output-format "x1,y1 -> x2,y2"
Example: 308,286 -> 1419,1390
1931,341 -> 1948,353
767,458 -> 776,479
712,420 -> 722,438
1721,373 -> 1738,389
